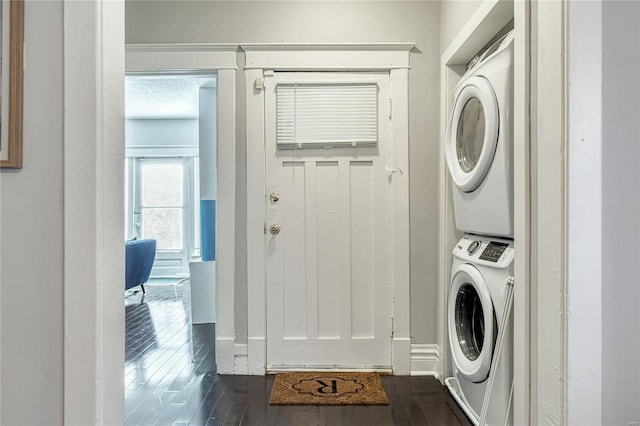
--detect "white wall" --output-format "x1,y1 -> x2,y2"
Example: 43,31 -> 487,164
567,1 -> 603,423
126,118 -> 198,148
440,0 -> 483,53
199,87 -> 217,200
566,1 -> 640,424
0,1 -> 64,423
600,1 -> 640,424
126,0 -> 442,345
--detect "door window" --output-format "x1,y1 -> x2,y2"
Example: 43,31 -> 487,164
276,83 -> 378,149
455,283 -> 485,361
456,97 -> 485,173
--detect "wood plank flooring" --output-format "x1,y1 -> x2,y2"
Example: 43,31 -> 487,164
125,283 -> 471,426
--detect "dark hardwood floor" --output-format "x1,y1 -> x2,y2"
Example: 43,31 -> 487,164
125,284 -> 471,426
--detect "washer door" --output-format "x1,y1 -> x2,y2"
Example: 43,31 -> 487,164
446,76 -> 499,193
448,263 -> 495,383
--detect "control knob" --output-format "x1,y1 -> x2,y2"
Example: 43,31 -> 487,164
467,240 -> 481,255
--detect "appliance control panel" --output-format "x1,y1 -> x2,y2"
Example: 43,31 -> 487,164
479,241 -> 509,262
453,234 -> 514,268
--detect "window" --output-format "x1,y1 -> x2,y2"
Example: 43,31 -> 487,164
125,156 -> 200,276
140,160 -> 184,250
276,83 -> 378,149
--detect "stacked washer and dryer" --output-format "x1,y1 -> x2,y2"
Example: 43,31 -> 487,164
444,31 -> 515,426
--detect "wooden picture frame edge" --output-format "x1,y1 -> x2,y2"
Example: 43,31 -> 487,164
1,0 -> 24,169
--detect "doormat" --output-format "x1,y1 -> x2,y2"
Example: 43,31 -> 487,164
269,372 -> 389,406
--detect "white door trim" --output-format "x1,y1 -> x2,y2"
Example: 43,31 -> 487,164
513,2 -> 533,423
63,1 -> 124,423
534,2 -> 569,424
124,45 -> 239,374
389,67 -> 411,375
244,44 -> 413,375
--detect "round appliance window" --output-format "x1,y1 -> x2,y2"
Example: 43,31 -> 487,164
456,97 -> 485,173
455,282 -> 485,361
445,76 -> 499,193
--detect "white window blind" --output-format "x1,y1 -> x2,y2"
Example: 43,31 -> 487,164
276,83 -> 378,149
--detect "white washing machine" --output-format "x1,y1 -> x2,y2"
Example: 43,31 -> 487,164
445,234 -> 514,426
446,31 -> 514,238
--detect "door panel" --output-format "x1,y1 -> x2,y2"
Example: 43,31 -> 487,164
350,161 -> 375,338
265,72 -> 392,370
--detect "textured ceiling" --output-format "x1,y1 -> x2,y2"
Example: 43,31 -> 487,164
125,75 -> 217,119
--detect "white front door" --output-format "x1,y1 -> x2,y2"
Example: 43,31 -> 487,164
265,72 -> 393,370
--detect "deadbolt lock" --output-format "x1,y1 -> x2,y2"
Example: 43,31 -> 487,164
270,192 -> 280,202
270,224 -> 281,235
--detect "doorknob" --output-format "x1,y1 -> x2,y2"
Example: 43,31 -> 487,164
270,192 -> 280,202
270,224 -> 281,235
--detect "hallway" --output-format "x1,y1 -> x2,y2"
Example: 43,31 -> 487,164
124,284 -> 470,425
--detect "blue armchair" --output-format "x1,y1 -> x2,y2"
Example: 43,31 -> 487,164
125,239 -> 156,293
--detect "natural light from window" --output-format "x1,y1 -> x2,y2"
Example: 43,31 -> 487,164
141,161 -> 184,250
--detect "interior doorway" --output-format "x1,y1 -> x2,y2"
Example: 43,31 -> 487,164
62,9 -> 244,422
125,73 -> 216,279
123,73 -> 219,423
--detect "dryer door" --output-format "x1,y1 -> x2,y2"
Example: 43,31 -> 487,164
446,76 -> 499,192
448,263 -> 495,383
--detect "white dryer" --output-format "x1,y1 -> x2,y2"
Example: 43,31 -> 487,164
446,32 -> 514,238
445,234 -> 514,426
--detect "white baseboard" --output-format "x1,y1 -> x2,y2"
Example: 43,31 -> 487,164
247,337 -> 266,375
216,336 -> 236,374
222,339 -> 440,376
392,337 -> 411,375
410,344 -> 440,378
234,343 -> 248,374
216,338 -> 252,375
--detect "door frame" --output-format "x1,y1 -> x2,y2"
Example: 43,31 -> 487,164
64,7 -> 243,415
242,43 -> 414,375
125,44 -> 240,373
65,1 -> 572,422
63,2 -> 125,423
